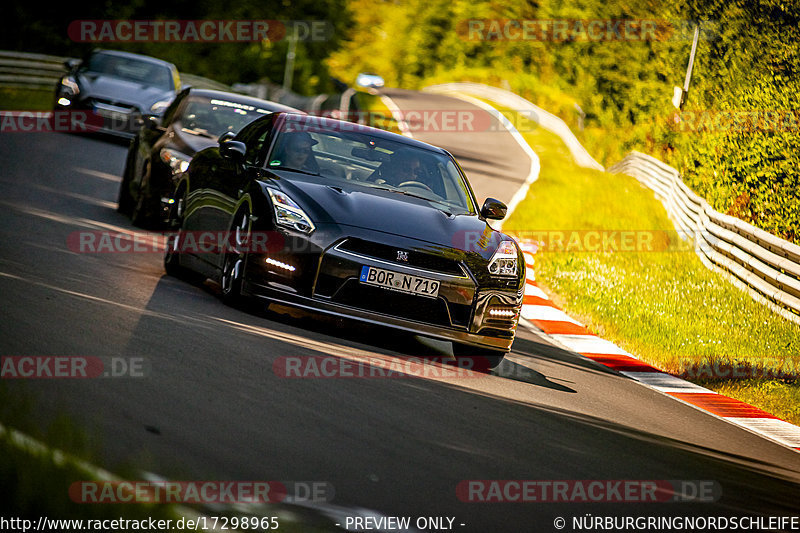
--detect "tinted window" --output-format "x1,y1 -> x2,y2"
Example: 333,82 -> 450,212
178,96 -> 275,139
266,116 -> 476,214
83,53 -> 174,91
235,116 -> 275,166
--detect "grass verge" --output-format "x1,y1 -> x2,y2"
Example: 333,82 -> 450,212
0,86 -> 52,111
484,102 -> 800,425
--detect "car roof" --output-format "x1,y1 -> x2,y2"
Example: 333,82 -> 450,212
275,112 -> 449,155
90,49 -> 177,68
184,88 -> 302,114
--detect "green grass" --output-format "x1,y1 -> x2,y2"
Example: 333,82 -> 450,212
486,103 -> 800,424
0,86 -> 53,110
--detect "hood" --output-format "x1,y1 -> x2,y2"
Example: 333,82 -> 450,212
78,73 -> 173,110
172,127 -> 219,156
266,173 -> 502,252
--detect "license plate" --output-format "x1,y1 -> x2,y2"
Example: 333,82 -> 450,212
94,106 -> 130,122
359,266 -> 440,298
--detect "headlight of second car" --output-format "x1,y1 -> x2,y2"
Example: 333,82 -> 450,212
488,240 -> 518,277
150,100 -> 171,115
267,188 -> 315,234
160,148 -> 191,174
60,76 -> 80,96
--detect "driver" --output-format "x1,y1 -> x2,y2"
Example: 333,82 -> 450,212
385,150 -> 423,187
276,131 -> 320,173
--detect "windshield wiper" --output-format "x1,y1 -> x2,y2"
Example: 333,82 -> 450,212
181,127 -> 215,139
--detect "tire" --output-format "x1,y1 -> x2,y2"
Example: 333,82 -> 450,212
164,188 -> 204,284
452,342 -> 507,371
220,209 -> 254,309
131,159 -> 155,228
117,138 -> 138,216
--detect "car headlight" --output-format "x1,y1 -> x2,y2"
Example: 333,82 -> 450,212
150,100 -> 171,114
267,188 -> 315,234
160,148 -> 191,174
60,76 -> 80,96
488,240 -> 518,277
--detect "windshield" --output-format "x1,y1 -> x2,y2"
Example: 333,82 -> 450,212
83,53 -> 174,91
179,96 -> 274,139
267,116 -> 476,214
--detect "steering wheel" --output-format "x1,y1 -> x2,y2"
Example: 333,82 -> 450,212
397,180 -> 434,192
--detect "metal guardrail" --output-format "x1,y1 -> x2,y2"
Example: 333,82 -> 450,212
0,50 -> 358,117
231,81 -> 353,116
424,81 -> 800,325
0,50 -> 72,89
609,151 -> 800,325
0,50 -> 235,93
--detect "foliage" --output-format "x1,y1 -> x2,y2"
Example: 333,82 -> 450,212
1,0 -> 353,95
329,0 -> 800,242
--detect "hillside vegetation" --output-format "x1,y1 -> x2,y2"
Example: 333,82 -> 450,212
328,0 -> 800,242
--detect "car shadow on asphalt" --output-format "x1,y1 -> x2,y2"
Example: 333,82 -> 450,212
176,277 -> 581,392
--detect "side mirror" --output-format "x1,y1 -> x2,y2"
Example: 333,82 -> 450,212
144,115 -> 161,130
480,198 -> 507,220
220,140 -> 246,162
218,131 -> 236,143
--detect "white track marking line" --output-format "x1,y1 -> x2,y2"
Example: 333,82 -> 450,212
621,372 -> 717,394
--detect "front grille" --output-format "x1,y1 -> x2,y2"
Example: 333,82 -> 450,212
331,279 -> 456,328
87,97 -> 138,112
337,238 -> 464,276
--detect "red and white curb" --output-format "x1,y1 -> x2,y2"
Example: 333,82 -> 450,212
516,241 -> 800,453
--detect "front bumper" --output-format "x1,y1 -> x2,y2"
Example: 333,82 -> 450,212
241,233 -> 523,352
55,98 -> 142,138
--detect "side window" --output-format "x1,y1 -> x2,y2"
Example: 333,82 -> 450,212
237,115 -> 275,166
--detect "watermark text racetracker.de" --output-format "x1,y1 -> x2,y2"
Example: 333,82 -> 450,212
0,111 -> 104,133
68,19 -> 332,42
457,19 -> 719,42
67,230 -> 287,254
669,109 -> 800,133
274,355 -> 496,379
457,479 -> 721,503
69,480 -> 333,504
0,356 -> 148,379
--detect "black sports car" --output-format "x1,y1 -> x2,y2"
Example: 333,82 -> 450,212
117,87 -> 300,227
54,49 -> 180,138
164,113 -> 524,367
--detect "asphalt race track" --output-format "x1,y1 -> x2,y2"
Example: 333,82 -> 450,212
1,100 -> 799,531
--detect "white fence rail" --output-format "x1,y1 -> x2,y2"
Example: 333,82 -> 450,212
0,50 -> 71,88
609,151 -> 800,325
0,50 -> 234,93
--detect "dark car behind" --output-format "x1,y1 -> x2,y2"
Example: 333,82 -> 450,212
117,87 -> 301,227
54,49 -> 179,138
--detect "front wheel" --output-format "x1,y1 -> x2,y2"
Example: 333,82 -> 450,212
220,210 -> 254,310
452,342 -> 507,371
164,189 -> 204,284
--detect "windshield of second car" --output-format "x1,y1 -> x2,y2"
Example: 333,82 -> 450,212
179,97 -> 273,139
83,53 -> 174,91
266,118 -> 476,214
